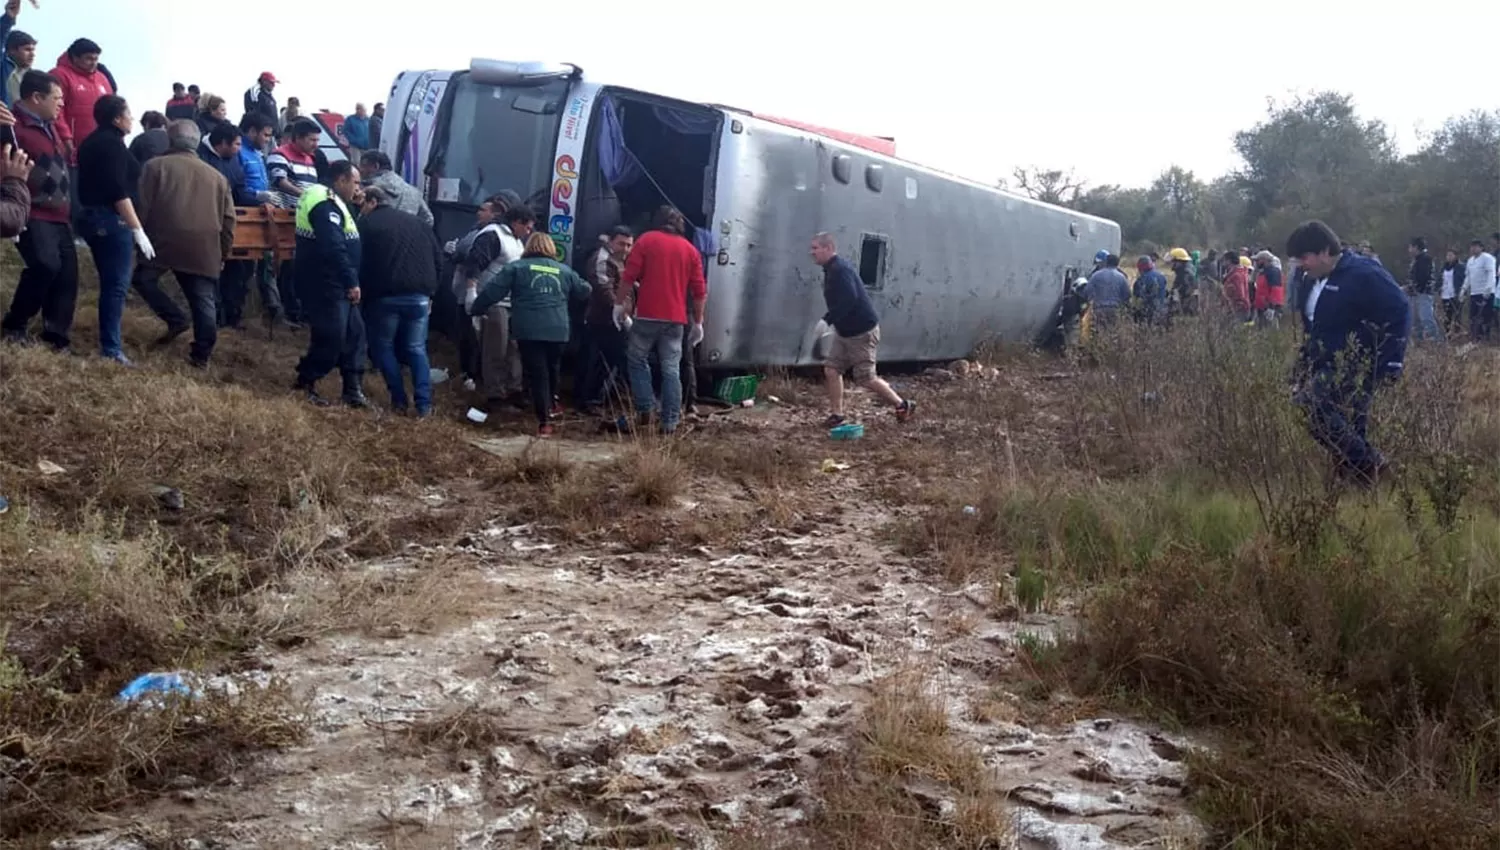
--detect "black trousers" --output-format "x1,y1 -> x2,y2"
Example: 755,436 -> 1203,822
2,219 -> 79,348
1469,295 -> 1492,340
134,267 -> 220,362
297,295 -> 366,393
217,260 -> 256,328
517,339 -> 564,425
277,259 -> 302,323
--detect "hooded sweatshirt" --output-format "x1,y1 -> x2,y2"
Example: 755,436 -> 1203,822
49,51 -> 114,156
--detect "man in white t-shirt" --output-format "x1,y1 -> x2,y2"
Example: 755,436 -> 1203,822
1464,239 -> 1496,340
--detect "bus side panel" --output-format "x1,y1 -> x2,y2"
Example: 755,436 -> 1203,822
710,119 -> 1119,369
547,82 -> 602,265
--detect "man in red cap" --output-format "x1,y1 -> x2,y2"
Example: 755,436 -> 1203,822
244,71 -> 279,133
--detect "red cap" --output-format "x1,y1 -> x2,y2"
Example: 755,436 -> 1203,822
259,71 -> 278,83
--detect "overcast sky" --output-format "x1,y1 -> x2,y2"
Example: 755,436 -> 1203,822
19,0 -> 1494,189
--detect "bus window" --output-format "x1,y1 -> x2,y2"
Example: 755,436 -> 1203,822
436,75 -> 568,207
859,234 -> 889,290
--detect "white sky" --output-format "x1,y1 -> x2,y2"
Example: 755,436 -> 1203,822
18,0 -> 1495,189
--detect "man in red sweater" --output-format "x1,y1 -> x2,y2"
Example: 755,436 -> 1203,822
616,206 -> 706,435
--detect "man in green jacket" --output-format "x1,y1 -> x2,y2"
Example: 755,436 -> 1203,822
470,232 -> 590,436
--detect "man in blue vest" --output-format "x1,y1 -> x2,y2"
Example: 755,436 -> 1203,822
1286,220 -> 1409,488
292,160 -> 367,407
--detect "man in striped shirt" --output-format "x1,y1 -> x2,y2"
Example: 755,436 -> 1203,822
264,120 -> 321,325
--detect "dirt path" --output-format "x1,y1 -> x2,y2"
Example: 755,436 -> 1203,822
55,379 -> 1202,850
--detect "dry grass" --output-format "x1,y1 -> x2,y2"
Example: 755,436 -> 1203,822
0,259 -> 512,840
718,673 -> 1010,850
878,317 -> 1500,850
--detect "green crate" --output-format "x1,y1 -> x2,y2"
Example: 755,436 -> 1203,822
714,374 -> 761,404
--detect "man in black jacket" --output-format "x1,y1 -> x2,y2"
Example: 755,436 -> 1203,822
243,72 -> 278,133
1406,236 -> 1439,343
809,231 -> 915,428
358,185 -> 443,416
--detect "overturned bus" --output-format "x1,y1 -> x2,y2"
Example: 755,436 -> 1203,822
379,60 -> 1120,370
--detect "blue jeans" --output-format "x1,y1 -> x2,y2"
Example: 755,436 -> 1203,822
626,318 -> 684,430
1298,374 -> 1381,479
80,207 -> 134,357
366,294 -> 432,412
1410,293 -> 1441,342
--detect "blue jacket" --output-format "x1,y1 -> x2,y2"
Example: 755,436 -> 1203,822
239,136 -> 269,195
1085,267 -> 1131,309
198,146 -> 258,206
1299,251 -> 1409,386
821,255 -> 879,337
344,115 -> 370,149
1133,268 -> 1169,317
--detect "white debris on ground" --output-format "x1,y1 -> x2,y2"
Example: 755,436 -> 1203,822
59,498 -> 1204,850
54,380 -> 1204,849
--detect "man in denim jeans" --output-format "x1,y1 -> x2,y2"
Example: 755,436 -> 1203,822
616,206 -> 706,434
357,185 -> 442,416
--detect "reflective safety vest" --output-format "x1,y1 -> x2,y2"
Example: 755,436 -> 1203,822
294,184 -> 357,240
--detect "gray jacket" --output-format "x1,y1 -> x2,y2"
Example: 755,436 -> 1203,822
368,170 -> 434,227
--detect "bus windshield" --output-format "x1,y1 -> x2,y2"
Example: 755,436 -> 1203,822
435,75 -> 568,207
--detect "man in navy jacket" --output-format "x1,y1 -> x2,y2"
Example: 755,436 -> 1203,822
810,231 -> 915,428
1285,220 -> 1409,487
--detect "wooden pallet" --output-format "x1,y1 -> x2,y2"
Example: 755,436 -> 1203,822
229,206 -> 296,266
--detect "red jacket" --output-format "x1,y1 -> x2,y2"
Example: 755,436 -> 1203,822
621,229 -> 707,325
12,106 -> 71,223
1222,266 -> 1252,313
1253,265 -> 1285,310
50,52 -> 114,157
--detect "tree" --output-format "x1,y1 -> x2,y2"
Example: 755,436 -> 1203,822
1231,92 -> 1397,249
1008,167 -> 1085,206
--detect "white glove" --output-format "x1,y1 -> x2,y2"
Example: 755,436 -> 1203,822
621,315 -> 632,332
814,319 -> 831,339
612,303 -> 629,330
132,228 -> 155,261
688,322 -> 704,347
444,239 -> 458,256
463,284 -> 478,314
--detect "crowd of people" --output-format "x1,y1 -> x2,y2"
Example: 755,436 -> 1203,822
1070,233 -> 1500,348
3,0 -> 1477,499
0,1 -> 919,444
1069,228 -> 1500,488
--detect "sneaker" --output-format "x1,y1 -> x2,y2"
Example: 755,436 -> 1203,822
822,414 -> 847,429
550,401 -> 564,418
415,407 -> 433,420
104,352 -> 136,367
537,423 -> 554,438
188,356 -> 210,370
0,495 -> 9,515
343,392 -> 371,409
895,400 -> 917,423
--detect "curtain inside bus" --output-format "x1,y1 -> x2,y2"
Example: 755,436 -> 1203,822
594,95 -> 718,225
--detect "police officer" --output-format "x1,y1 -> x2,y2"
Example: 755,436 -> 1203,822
292,159 -> 367,407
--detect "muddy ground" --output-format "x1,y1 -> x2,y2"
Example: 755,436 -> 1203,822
46,366 -> 1204,850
